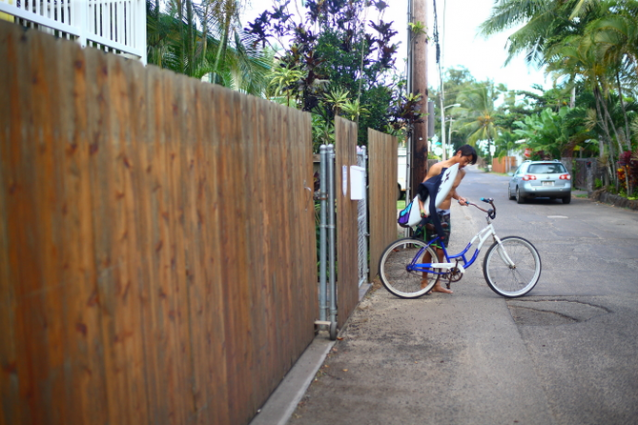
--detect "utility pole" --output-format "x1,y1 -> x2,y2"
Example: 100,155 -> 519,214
408,0 -> 429,200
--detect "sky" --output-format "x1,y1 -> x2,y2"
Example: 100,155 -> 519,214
387,0 -> 551,92
243,0 -> 552,93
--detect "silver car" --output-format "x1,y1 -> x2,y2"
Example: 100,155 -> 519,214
508,160 -> 572,204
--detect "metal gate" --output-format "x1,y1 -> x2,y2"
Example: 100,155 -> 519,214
316,144 -> 369,340
356,146 -> 369,288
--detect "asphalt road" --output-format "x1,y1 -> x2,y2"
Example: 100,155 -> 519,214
287,166 -> 638,425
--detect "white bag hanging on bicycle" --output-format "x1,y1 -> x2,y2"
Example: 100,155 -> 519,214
397,196 -> 423,228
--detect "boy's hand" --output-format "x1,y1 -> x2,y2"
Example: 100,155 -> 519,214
458,197 -> 468,206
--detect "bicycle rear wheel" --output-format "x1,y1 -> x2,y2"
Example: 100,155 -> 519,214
483,236 -> 541,298
378,238 -> 442,299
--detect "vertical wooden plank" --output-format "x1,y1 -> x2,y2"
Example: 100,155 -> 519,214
368,129 -> 398,281
56,40 -> 108,425
258,100 -> 279,394
0,22 -> 24,425
220,88 -> 253,425
165,72 -> 195,424
85,50 -> 145,424
159,71 -> 193,425
211,85 -> 239,424
200,83 -> 230,424
125,50 -> 157,425
271,104 -> 289,376
301,111 -> 318,348
20,29 -> 67,425
178,74 -> 198,425
84,46 -> 119,425
184,79 -> 210,424
240,94 -> 268,410
335,117 -> 359,329
182,77 -> 206,424
117,56 -> 152,424
134,64 -> 169,424
279,106 -> 294,368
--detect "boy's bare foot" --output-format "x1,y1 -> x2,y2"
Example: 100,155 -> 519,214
420,279 -> 430,290
429,283 -> 453,294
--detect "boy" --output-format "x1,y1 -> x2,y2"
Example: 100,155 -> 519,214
418,145 -> 477,294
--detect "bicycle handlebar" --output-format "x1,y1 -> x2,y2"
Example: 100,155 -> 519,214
461,197 -> 496,220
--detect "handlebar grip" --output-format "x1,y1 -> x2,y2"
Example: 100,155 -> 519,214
480,197 -> 494,203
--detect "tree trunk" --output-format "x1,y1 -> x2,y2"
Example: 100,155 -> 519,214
213,19 -> 231,85
408,0 -> 429,200
593,84 -> 616,187
616,72 -> 632,151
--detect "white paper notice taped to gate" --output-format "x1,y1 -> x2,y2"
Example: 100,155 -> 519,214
350,165 -> 365,200
342,165 -> 348,197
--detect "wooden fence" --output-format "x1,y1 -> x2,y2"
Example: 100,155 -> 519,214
0,22 -> 317,425
368,129 -> 398,281
334,117 -> 360,328
492,156 -> 517,174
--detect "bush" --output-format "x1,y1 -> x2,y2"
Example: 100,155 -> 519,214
617,151 -> 638,197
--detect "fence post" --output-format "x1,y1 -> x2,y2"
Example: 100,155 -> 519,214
327,144 -> 337,325
319,145 -> 328,322
357,146 -> 369,287
135,0 -> 147,64
72,0 -> 87,47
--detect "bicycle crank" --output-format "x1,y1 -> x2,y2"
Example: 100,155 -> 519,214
444,262 -> 464,289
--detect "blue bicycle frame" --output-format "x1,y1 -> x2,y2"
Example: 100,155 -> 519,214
406,221 -> 500,276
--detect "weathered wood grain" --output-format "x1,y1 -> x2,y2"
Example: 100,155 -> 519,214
368,129 -> 398,281
0,20 -> 320,425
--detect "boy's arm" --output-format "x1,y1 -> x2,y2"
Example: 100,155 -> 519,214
451,170 -> 468,205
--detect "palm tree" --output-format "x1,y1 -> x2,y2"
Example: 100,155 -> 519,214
480,0 -> 638,188
585,2 -> 638,150
146,0 -> 272,96
456,82 -> 505,166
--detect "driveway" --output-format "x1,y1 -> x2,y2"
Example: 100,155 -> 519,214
287,167 -> 638,425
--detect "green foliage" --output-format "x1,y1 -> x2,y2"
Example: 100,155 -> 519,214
477,0 -> 638,191
408,21 -> 428,37
247,0 -> 419,149
146,0 -> 272,95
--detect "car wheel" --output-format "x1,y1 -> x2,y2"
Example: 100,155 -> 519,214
516,187 -> 525,204
562,195 -> 571,204
508,186 -> 516,200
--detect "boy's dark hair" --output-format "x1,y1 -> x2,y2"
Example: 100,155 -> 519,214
457,145 -> 477,165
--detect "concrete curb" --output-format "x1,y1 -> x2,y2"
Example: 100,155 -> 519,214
250,283 -> 372,425
249,337 -> 336,425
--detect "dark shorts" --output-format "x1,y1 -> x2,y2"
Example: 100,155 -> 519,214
417,210 -> 451,248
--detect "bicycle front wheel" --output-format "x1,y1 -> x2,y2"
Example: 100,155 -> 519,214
483,236 -> 541,298
378,238 -> 442,299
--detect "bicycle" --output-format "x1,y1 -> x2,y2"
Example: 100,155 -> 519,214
379,197 -> 541,298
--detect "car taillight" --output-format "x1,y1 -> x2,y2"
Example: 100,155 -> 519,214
522,175 -> 537,181
559,174 -> 571,180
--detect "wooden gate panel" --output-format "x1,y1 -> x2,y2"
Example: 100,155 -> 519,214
368,130 -> 398,281
335,117 -> 359,328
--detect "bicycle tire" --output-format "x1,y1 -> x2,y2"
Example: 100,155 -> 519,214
378,238 -> 442,299
483,236 -> 541,298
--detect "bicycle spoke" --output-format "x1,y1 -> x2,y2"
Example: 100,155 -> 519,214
379,238 -> 442,299
483,237 -> 541,298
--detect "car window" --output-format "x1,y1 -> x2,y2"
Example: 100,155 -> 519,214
528,163 -> 566,174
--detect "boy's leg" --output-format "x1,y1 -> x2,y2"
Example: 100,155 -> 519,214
430,213 -> 453,294
420,249 -> 432,289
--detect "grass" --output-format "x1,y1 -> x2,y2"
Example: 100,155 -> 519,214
397,199 -> 406,210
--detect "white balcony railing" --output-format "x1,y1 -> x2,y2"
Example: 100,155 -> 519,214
0,0 -> 146,64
